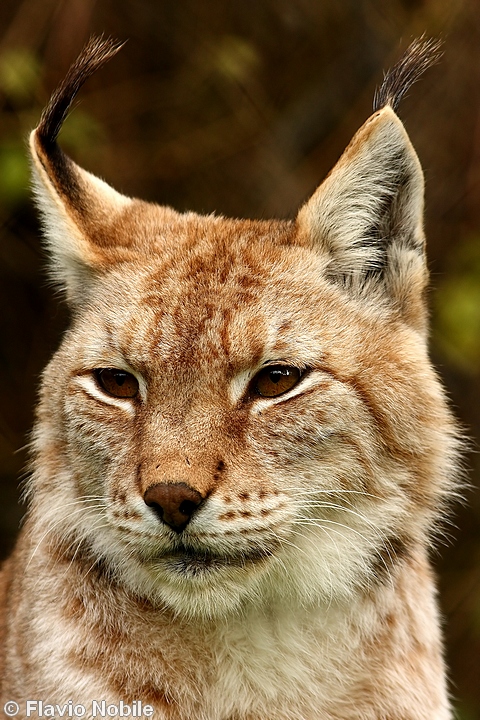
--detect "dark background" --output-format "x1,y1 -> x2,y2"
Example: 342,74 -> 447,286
0,1 -> 479,716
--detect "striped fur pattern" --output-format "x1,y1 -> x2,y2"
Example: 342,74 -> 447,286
0,37 -> 460,719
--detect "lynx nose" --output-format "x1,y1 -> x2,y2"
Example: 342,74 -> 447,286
143,482 -> 203,533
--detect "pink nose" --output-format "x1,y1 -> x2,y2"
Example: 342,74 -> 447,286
143,482 -> 203,532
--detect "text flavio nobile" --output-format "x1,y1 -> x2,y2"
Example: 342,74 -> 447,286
3,700 -> 155,717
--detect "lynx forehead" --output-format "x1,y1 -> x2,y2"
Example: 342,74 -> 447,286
0,36 -> 461,720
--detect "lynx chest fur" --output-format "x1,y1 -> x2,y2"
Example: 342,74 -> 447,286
0,38 -> 460,719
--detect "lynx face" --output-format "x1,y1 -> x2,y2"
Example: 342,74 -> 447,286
32,208 -> 454,620
26,38 -> 457,621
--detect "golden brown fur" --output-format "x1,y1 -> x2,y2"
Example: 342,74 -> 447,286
0,37 -> 460,719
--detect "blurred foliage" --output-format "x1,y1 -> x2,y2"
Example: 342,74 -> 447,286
0,47 -> 39,103
57,110 -> 105,158
0,0 -> 479,713
0,141 -> 29,204
456,706 -> 477,720
433,236 -> 480,373
0,46 -> 103,206
0,49 -> 39,205
214,35 -> 261,83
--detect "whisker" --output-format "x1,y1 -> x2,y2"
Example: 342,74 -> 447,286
61,518 -> 110,581
291,518 -> 394,586
30,510 -> 108,593
285,487 -> 386,503
293,500 -> 393,541
26,503 -> 105,568
302,502 -> 399,540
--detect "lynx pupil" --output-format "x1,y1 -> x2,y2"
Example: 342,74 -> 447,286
96,368 -> 139,398
254,365 -> 301,398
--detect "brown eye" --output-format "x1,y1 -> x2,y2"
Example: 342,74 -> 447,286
95,368 -> 139,398
253,365 -> 301,398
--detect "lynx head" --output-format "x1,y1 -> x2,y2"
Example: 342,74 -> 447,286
28,37 -> 457,618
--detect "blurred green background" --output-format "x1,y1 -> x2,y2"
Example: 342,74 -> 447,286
0,0 -> 478,716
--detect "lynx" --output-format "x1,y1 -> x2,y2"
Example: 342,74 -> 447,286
0,37 -> 460,719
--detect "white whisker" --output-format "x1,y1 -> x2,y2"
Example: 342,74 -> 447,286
26,502 -> 105,569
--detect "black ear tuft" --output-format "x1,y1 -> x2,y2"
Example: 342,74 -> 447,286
30,35 -> 131,305
36,35 -> 125,152
373,36 -> 442,113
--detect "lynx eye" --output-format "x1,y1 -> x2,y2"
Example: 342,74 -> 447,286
253,365 -> 301,398
95,369 -> 139,398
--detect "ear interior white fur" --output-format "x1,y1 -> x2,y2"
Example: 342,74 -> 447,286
30,129 -> 132,303
297,106 -> 427,325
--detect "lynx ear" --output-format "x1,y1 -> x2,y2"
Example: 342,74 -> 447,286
30,36 -> 130,304
297,38 -> 441,331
